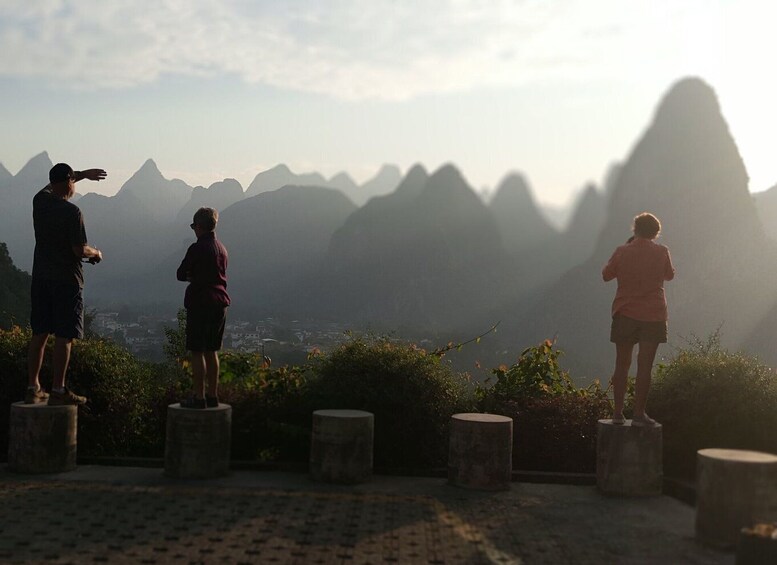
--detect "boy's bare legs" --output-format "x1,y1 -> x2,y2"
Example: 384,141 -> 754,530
190,351 -> 206,398
611,342 -> 634,418
51,337 -> 73,390
27,333 -> 49,389
633,340 -> 660,419
204,351 -> 219,398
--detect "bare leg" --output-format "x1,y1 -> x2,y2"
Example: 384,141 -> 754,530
27,333 -> 49,389
204,351 -> 220,398
190,351 -> 206,398
51,337 -> 73,390
611,342 -> 634,417
634,340 -> 660,418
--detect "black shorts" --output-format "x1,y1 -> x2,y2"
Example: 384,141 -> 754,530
186,306 -> 227,352
610,314 -> 667,344
30,279 -> 84,339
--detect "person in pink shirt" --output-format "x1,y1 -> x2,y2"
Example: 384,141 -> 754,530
602,212 -> 675,427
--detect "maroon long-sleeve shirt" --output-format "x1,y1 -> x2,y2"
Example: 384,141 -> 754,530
176,231 -> 231,309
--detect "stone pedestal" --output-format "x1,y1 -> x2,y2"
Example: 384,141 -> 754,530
164,403 -> 232,479
448,413 -> 512,491
696,448 -> 777,548
7,402 -> 77,474
596,419 -> 662,496
310,409 -> 374,484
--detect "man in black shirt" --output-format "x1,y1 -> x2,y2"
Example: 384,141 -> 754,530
27,163 -> 105,405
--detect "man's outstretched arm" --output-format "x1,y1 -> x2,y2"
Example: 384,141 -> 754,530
74,169 -> 107,182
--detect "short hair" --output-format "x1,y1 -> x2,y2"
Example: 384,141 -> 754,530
632,212 -> 661,239
50,163 -> 74,184
193,207 -> 218,231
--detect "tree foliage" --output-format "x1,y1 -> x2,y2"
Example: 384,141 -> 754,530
651,332 -> 777,478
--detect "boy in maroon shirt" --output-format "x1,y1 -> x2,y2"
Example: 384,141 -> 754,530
176,207 -> 230,409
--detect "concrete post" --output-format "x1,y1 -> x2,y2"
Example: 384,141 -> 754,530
164,403 -> 232,479
448,413 -> 512,491
310,409 -> 374,484
696,448 -> 777,548
596,419 -> 662,496
7,402 -> 77,474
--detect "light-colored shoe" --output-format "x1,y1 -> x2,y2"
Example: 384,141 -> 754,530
631,413 -> 659,427
48,387 -> 87,406
24,386 -> 49,405
611,413 -> 625,425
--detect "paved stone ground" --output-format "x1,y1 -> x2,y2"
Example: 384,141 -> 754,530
0,467 -> 731,565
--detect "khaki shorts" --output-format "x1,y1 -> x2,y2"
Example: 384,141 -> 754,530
610,314 -> 667,344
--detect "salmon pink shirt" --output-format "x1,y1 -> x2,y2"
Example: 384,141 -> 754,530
602,237 -> 675,322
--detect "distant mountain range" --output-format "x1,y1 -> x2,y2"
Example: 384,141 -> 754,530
2,76 -> 776,377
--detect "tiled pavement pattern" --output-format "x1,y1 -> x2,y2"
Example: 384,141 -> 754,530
0,470 -> 730,565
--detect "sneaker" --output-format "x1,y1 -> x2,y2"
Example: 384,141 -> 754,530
611,413 -> 625,425
205,395 -> 219,408
24,386 -> 49,405
48,387 -> 87,406
631,413 -> 659,427
180,396 -> 206,409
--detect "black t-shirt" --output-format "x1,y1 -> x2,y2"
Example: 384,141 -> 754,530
32,187 -> 88,287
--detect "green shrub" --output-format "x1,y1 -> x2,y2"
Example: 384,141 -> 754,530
217,351 -> 312,462
0,326 -> 33,455
477,340 -> 610,472
496,394 -> 610,472
651,333 -> 777,479
0,326 -> 172,458
477,339 -> 576,407
308,335 -> 472,469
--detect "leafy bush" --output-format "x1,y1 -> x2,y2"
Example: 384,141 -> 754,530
651,333 -> 777,479
0,326 -> 172,458
477,340 -> 610,472
497,394 -> 610,472
217,351 -> 312,462
478,339 -> 575,407
308,335 -> 473,469
0,326 -> 33,453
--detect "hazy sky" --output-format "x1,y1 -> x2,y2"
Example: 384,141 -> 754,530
0,0 -> 774,207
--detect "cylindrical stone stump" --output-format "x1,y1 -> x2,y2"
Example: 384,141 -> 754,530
7,402 -> 77,474
164,403 -> 232,479
448,413 -> 512,491
596,419 -> 662,496
696,448 -> 777,548
310,409 -> 374,484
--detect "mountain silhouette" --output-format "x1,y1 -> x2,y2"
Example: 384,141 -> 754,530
327,172 -> 359,197
0,163 -> 11,185
115,159 -> 192,222
754,184 -> 777,241
0,152 -> 53,271
511,77 -> 777,378
323,164 -> 507,329
77,162 -> 193,302
490,173 -> 559,257
244,164 -> 327,198
176,178 -> 244,226
216,185 -> 357,318
352,164 -> 403,206
560,183 -> 607,263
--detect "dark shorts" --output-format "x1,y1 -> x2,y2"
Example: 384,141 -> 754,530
30,279 -> 84,339
610,314 -> 667,344
186,306 -> 227,352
